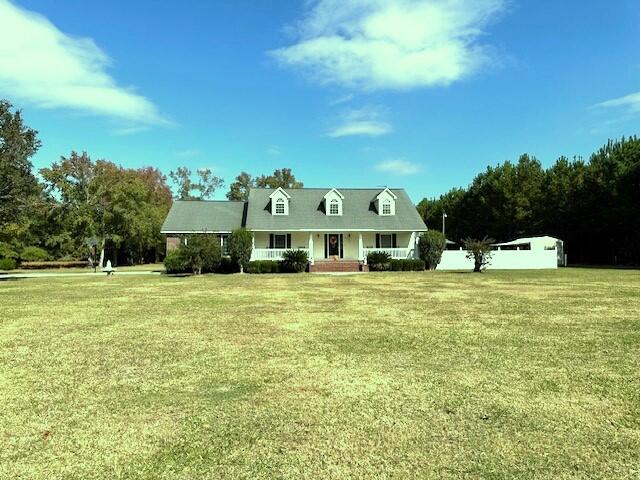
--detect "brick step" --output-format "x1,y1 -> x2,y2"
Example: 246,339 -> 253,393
310,261 -> 368,273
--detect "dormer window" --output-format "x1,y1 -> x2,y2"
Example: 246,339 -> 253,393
324,188 -> 344,216
376,188 -> 397,216
329,199 -> 339,215
269,187 -> 291,215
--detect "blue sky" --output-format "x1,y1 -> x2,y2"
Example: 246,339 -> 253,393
1,0 -> 639,201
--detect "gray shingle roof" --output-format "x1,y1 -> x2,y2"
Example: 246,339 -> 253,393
161,200 -> 245,233
245,188 -> 427,231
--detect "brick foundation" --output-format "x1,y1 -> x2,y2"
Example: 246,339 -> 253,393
309,260 -> 368,273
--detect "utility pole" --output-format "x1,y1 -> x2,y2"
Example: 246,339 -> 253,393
442,211 -> 447,238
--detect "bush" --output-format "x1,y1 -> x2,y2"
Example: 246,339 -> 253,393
246,260 -> 279,274
216,256 -> 240,274
20,261 -> 88,269
418,231 -> 447,270
229,228 -> 253,273
20,246 -> 49,262
0,258 -> 17,270
280,249 -> 308,273
367,251 -> 391,271
412,259 -> 426,271
387,258 -> 425,272
0,242 -> 19,260
164,248 -> 190,274
184,235 -> 222,274
390,259 -> 403,271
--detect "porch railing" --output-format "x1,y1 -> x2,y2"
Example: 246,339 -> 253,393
250,248 -> 309,261
362,248 -> 412,260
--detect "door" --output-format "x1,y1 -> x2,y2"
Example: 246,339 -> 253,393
325,234 -> 343,258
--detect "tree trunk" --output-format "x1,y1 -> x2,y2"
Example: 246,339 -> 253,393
98,247 -> 105,268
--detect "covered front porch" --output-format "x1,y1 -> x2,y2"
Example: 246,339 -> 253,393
250,231 -> 419,264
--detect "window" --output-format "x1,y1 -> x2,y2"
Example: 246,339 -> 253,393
220,234 -> 229,255
275,198 -> 285,215
274,234 -> 286,249
380,234 -> 393,248
382,200 -> 391,215
329,199 -> 339,215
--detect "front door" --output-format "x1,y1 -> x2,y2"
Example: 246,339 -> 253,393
325,233 -> 342,258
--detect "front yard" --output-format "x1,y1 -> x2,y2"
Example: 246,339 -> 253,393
1,269 -> 639,479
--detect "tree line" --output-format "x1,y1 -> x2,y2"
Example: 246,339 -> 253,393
0,100 -> 303,266
417,139 -> 640,265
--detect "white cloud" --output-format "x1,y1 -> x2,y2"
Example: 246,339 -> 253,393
175,149 -> 201,158
329,93 -> 354,105
267,145 -> 282,155
0,0 -> 170,127
327,105 -> 392,137
270,0 -> 506,91
595,92 -> 640,113
375,158 -> 421,175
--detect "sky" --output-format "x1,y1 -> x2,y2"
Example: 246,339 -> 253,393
1,0 -> 639,202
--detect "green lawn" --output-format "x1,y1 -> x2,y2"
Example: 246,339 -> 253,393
1,269 -> 639,479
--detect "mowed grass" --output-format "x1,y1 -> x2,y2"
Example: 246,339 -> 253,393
1,269 -> 639,479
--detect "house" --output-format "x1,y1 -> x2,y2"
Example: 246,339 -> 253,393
161,187 -> 428,271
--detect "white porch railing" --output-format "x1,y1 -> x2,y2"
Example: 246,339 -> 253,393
362,248 -> 412,260
251,248 -> 309,261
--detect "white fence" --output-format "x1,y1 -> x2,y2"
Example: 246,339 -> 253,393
438,249 -> 558,270
250,248 -> 309,261
362,247 -> 412,260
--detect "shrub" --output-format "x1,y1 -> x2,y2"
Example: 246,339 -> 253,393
246,260 -> 279,274
229,228 -> 253,273
20,261 -> 88,269
280,249 -> 308,273
390,259 -> 403,271
412,259 -> 426,271
387,258 -> 426,271
0,258 -> 17,271
184,235 -> 222,274
216,256 -> 240,274
20,246 -> 49,262
418,231 -> 447,270
0,242 -> 19,260
367,251 -> 391,271
463,236 -> 495,272
164,248 -> 190,274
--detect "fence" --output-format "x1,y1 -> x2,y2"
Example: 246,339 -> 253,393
438,249 -> 558,270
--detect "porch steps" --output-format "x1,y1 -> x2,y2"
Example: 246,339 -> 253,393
310,260 -> 368,273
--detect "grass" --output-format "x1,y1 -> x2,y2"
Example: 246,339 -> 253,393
1,269 -> 639,479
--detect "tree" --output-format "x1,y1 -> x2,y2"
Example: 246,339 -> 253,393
169,166 -> 224,200
227,171 -> 254,201
255,168 -> 303,189
418,231 -> 446,270
0,100 -> 42,258
229,228 -> 253,273
463,237 -> 495,272
181,234 -> 222,274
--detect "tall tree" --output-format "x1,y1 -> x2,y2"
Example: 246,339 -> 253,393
226,171 -> 254,201
0,100 -> 41,228
169,166 -> 224,200
255,168 -> 303,189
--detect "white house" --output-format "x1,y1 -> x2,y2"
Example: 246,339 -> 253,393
161,187 -> 428,272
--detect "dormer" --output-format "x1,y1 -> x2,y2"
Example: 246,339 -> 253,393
324,188 -> 344,216
269,187 -> 291,215
375,188 -> 397,216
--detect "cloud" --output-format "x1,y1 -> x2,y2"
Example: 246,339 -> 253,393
329,93 -> 354,105
270,0 -> 506,91
175,149 -> 201,158
375,158 -> 421,175
594,92 -> 640,114
0,0 -> 170,127
327,105 -> 392,137
267,145 -> 282,155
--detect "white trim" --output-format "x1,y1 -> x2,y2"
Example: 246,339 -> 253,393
162,230 -> 233,234
375,188 -> 397,200
268,187 -> 291,199
249,228 -> 427,232
323,188 -> 345,200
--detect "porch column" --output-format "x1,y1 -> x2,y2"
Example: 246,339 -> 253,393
308,233 -> 314,265
250,233 -> 255,261
409,232 -> 416,258
358,233 -> 363,262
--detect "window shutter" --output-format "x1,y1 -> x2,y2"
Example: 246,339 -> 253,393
286,234 -> 291,248
392,233 -> 397,248
339,234 -> 344,258
269,234 -> 274,249
324,234 -> 328,257
375,234 -> 380,248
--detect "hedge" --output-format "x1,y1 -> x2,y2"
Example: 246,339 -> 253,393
0,258 -> 17,271
20,261 -> 88,270
246,260 -> 280,274
384,258 -> 425,272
